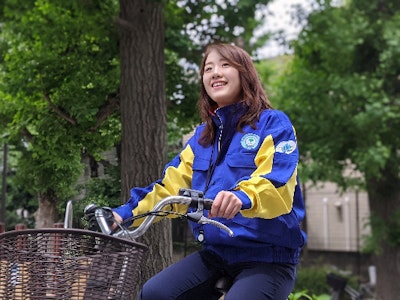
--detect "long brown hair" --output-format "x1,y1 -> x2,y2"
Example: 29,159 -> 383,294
197,43 -> 272,146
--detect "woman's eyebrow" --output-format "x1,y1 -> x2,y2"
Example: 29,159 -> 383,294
205,58 -> 225,65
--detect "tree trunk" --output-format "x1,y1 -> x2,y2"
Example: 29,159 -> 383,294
119,0 -> 173,295
35,191 -> 58,228
367,173 -> 400,300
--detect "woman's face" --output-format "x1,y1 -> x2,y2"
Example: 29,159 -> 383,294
202,49 -> 241,108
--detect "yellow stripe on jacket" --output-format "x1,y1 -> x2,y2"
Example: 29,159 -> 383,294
235,134 -> 297,219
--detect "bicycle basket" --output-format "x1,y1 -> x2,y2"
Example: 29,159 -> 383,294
0,228 -> 148,300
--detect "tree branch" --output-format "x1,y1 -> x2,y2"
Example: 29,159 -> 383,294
43,93 -> 77,125
20,127 -> 34,142
90,92 -> 120,132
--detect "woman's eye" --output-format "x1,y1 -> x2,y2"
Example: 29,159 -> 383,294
222,63 -> 230,68
205,67 -> 212,72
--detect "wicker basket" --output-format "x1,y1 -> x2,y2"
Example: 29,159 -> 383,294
0,228 -> 148,300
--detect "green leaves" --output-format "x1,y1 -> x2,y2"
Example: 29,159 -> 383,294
279,1 -> 400,190
364,208 -> 400,254
0,0 -> 277,223
0,0 -> 120,200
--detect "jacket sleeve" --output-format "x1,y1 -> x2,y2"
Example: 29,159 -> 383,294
233,111 -> 302,219
113,140 -> 196,226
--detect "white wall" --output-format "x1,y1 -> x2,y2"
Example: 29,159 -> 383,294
305,182 -> 371,252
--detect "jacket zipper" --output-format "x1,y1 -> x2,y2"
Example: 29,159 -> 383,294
216,110 -> 223,153
198,111 -> 224,243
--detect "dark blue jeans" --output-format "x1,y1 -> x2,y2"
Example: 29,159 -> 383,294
138,250 -> 296,300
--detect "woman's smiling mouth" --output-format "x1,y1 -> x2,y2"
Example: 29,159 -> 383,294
212,81 -> 226,88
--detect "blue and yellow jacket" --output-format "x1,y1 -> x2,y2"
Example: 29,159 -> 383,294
114,103 -> 306,265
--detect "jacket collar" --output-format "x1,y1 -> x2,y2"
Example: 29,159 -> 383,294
211,102 -> 247,127
211,102 -> 248,165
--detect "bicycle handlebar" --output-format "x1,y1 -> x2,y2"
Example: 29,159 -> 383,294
106,195 -> 232,239
83,188 -> 234,240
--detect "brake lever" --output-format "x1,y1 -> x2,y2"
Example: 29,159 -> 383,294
197,216 -> 234,237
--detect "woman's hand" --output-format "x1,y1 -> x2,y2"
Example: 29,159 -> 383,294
111,212 -> 123,230
208,191 -> 242,219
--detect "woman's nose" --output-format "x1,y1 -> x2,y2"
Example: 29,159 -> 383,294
212,66 -> 221,78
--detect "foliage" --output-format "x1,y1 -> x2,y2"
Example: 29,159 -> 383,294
255,55 -> 292,105
3,184 -> 36,230
294,266 -> 330,296
288,291 -> 330,300
0,0 -> 121,211
363,208 -> 400,254
60,162 -> 122,228
278,0 -> 400,189
278,0 -> 400,296
290,266 -> 365,300
0,0 -> 277,229
0,143 -> 36,230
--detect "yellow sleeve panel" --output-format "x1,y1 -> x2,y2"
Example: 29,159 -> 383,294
131,145 -> 194,227
237,134 -> 297,219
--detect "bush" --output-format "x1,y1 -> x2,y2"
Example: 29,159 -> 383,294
294,266 -> 330,296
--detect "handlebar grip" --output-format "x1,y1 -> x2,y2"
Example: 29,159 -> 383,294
95,208 -> 114,235
84,204 -> 115,234
189,198 -> 213,210
204,199 -> 213,210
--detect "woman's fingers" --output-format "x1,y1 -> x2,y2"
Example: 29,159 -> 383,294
209,191 -> 241,219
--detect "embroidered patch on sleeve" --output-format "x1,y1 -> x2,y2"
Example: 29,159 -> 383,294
276,140 -> 297,154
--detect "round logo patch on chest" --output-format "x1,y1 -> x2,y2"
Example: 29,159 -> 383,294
240,133 -> 260,150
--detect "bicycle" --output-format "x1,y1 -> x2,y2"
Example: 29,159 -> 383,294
0,188 -> 234,300
326,272 -> 375,300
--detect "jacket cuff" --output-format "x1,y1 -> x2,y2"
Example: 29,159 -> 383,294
234,190 -> 252,209
112,204 -> 133,222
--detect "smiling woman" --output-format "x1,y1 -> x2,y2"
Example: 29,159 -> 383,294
110,42 -> 306,300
